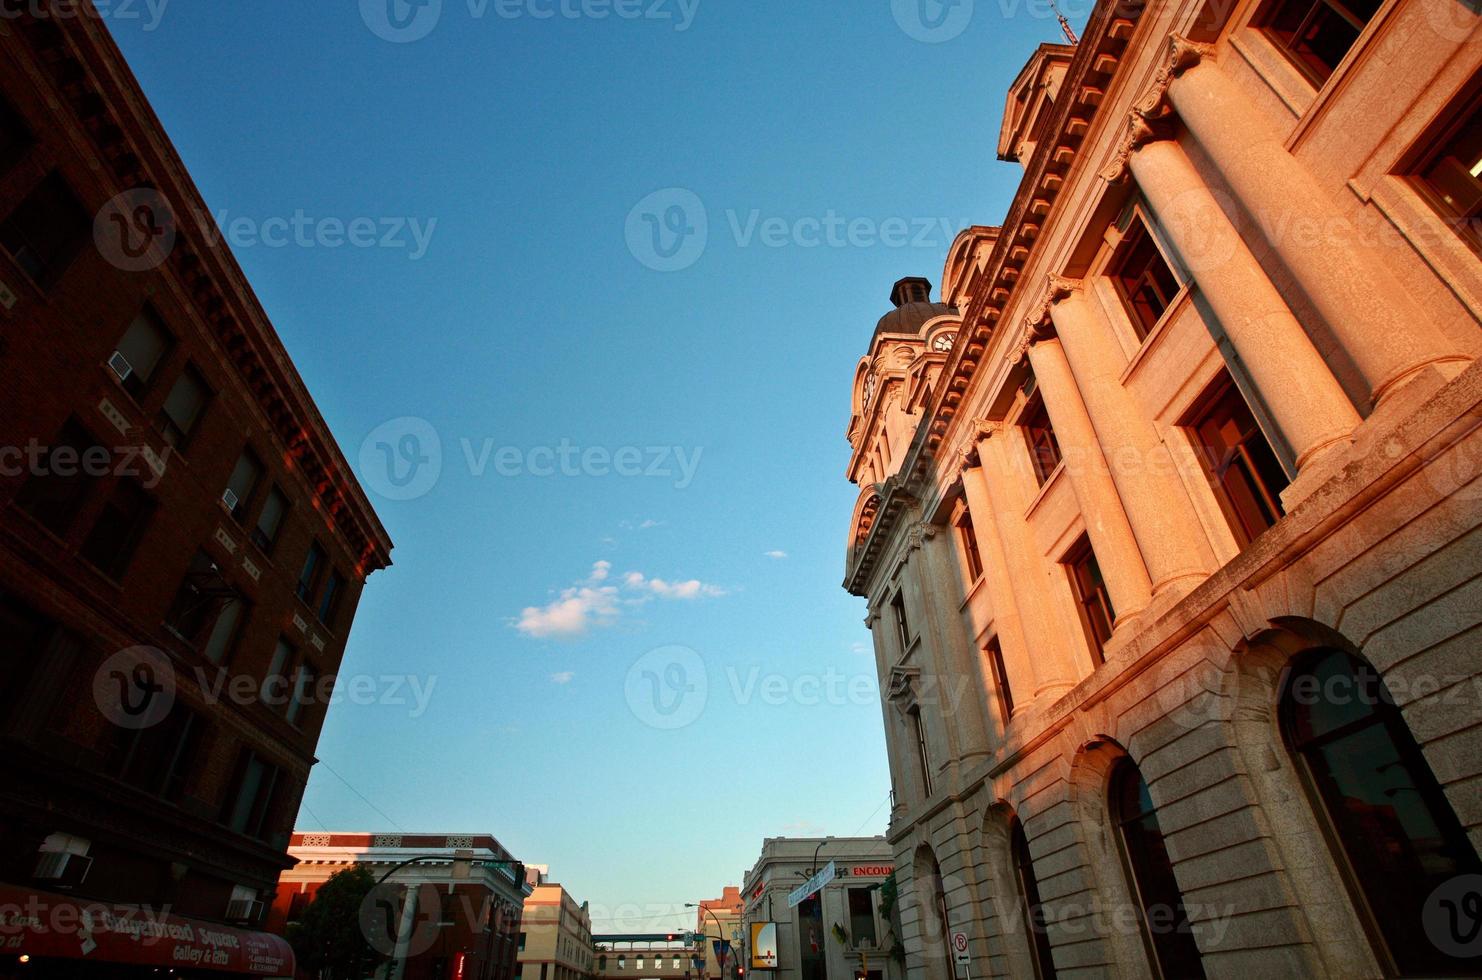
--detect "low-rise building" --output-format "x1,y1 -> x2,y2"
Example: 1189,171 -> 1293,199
516,877 -> 593,980
741,838 -> 901,980
592,936 -> 699,980
694,887 -> 743,980
269,832 -> 528,980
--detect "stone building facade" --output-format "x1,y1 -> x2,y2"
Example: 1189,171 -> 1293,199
843,0 -> 1482,976
518,879 -> 596,980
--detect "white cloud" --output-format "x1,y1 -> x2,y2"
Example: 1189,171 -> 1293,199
851,642 -> 870,655
623,571 -> 728,599
590,560 -> 612,582
515,585 -> 621,638
764,550 -> 788,560
551,671 -> 575,685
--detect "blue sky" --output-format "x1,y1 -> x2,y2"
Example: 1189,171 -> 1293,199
108,0 -> 1081,932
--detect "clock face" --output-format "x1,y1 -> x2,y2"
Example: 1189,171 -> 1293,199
933,333 -> 956,352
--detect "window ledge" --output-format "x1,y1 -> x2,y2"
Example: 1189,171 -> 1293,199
1023,461 -> 1066,522
1365,175 -> 1482,324
1119,285 -> 1191,387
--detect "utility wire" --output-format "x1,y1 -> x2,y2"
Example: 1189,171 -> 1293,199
318,759 -> 406,831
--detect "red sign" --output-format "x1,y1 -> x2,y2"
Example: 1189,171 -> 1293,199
850,866 -> 894,877
0,884 -> 295,976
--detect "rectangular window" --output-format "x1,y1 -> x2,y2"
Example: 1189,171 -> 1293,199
78,478 -> 154,579
13,418 -> 106,537
285,663 -> 317,727
1409,76 -> 1482,253
984,636 -> 1014,725
1065,535 -> 1115,663
1109,215 -> 1181,340
223,749 -> 281,840
0,94 -> 32,173
223,449 -> 262,522
0,171 -> 89,284
1188,377 -> 1290,548
1021,391 -> 1061,487
847,888 -> 877,946
165,551 -> 237,645
953,504 -> 985,584
891,591 -> 911,650
110,309 -> 173,398
297,542 -> 326,603
251,485 -> 289,554
108,702 -> 201,802
264,638 -> 295,709
317,569 -> 345,626
1256,0 -> 1381,85
159,365 -> 210,448
910,708 -> 934,798
202,598 -> 247,664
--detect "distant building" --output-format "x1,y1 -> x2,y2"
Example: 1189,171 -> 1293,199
592,936 -> 700,980
741,838 -> 902,980
270,832 -> 529,980
695,887 -> 743,980
845,0 -> 1482,977
0,6 -> 391,980
516,878 -> 594,980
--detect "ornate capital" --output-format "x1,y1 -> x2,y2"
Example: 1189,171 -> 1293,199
1100,35 -> 1213,183
972,417 -> 1006,442
905,522 -> 940,554
1024,274 -> 1083,336
887,664 -> 923,710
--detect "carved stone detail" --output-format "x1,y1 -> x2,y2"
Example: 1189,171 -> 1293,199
1100,34 -> 1215,183
1025,274 -> 1084,336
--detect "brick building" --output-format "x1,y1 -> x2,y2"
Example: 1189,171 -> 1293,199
269,833 -> 529,980
845,0 -> 1482,976
0,4 -> 392,978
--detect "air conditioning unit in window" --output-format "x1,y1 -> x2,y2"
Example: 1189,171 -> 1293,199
108,350 -> 135,383
226,899 -> 265,923
221,488 -> 240,513
33,851 -> 93,889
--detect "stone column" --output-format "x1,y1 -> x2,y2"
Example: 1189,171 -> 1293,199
1123,137 -> 1361,472
1161,36 -> 1468,405
960,460 -> 1034,723
1024,333 -> 1154,622
1044,280 -> 1217,596
974,423 -> 1083,698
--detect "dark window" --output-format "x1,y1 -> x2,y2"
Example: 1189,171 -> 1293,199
1110,759 -> 1207,980
287,892 -> 311,924
891,591 -> 911,650
110,309 -> 173,398
1281,648 -> 1482,975
910,708 -> 934,798
318,569 -> 345,626
955,506 -> 985,583
1065,536 -> 1115,662
847,888 -> 877,946
1188,378 -> 1290,548
12,419 -> 106,537
1257,0 -> 1381,85
78,478 -> 154,579
223,749 -> 281,840
0,595 -> 55,723
263,638 -> 296,710
165,551 -> 239,646
285,663 -> 318,727
202,597 -> 247,664
297,542 -> 326,603
0,172 -> 89,284
159,365 -> 210,448
1021,391 -> 1061,486
1011,818 -> 1058,980
0,94 -> 32,173
985,637 -> 1015,726
223,449 -> 262,522
108,702 -> 202,802
1410,77 -> 1482,253
251,485 -> 289,554
1110,216 -> 1181,340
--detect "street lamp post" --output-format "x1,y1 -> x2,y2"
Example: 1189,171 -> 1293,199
685,904 -> 735,980
375,854 -> 525,980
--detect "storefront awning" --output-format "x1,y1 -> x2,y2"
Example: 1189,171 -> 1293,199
0,884 -> 295,977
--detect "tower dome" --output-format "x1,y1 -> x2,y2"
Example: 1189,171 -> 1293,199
872,277 -> 956,343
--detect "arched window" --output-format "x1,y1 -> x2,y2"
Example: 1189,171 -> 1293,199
1281,647 -> 1482,975
1109,759 -> 1206,980
1010,819 -> 1058,979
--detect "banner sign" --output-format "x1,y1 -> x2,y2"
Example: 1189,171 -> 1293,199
749,922 -> 778,970
0,884 -> 295,976
787,861 -> 836,909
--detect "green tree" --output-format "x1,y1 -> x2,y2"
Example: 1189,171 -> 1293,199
288,865 -> 386,980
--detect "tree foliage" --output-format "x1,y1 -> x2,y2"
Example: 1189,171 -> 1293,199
287,865 -> 386,980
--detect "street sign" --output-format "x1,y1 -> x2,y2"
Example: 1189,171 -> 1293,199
951,931 -> 971,973
787,861 -> 837,908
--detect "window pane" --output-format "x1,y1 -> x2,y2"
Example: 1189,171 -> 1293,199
252,486 -> 288,552
224,450 -> 261,520
297,543 -> 325,602
0,172 -> 88,283
78,479 -> 154,579
1191,380 -> 1289,547
14,419 -> 105,536
202,598 -> 245,663
318,570 -> 345,625
113,310 -> 172,395
160,367 -> 209,446
1012,820 -> 1058,980
1417,83 -> 1482,250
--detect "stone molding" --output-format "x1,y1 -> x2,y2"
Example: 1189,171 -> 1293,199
1099,34 -> 1216,183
